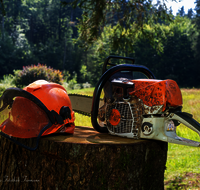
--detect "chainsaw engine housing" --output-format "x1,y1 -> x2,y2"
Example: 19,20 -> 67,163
99,77 -> 182,139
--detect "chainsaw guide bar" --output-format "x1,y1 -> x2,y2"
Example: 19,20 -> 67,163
68,94 -> 104,117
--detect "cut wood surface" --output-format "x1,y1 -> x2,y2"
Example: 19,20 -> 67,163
45,126 -> 146,144
0,126 -> 168,190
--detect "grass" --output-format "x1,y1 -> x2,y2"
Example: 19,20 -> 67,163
67,87 -> 200,189
164,89 -> 200,189
73,113 -> 92,127
66,87 -> 94,96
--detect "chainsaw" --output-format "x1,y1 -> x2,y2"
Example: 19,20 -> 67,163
69,55 -> 200,147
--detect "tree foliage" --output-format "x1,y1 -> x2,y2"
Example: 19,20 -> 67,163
63,0 -> 174,52
84,16 -> 198,87
0,0 -> 199,88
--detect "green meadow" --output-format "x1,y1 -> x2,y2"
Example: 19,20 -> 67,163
164,89 -> 200,189
67,88 -> 200,189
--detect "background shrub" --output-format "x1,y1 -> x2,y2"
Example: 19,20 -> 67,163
12,64 -> 64,88
0,85 -> 6,96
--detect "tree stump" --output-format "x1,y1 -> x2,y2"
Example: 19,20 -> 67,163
0,126 -> 168,190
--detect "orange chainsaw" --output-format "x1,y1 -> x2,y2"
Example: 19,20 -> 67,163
69,56 -> 200,147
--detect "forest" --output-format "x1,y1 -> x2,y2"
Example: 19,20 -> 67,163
0,0 -> 200,88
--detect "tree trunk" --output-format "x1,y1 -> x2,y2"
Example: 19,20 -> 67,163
0,126 -> 168,190
2,16 -> 4,41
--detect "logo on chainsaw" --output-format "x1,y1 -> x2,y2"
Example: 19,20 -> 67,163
166,120 -> 176,131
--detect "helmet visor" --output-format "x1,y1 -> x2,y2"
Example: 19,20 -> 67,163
0,88 -> 56,150
0,87 -> 55,138
0,97 -> 50,138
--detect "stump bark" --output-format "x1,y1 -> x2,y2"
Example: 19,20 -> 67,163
0,126 -> 168,190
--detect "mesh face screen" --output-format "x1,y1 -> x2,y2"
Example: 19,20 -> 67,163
0,96 -> 49,138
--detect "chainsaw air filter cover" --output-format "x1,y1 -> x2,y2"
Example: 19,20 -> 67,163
129,79 -> 183,113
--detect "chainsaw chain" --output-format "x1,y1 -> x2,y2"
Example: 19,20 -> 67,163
73,109 -> 91,117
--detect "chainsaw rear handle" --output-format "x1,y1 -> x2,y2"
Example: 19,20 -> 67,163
102,55 -> 135,74
91,64 -> 156,133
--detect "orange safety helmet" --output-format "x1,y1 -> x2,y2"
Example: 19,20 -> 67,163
0,80 -> 75,138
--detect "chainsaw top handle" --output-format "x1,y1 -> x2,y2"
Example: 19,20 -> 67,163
91,63 -> 156,133
102,55 -> 135,74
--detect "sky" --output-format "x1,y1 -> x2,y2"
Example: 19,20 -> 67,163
154,0 -> 196,15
